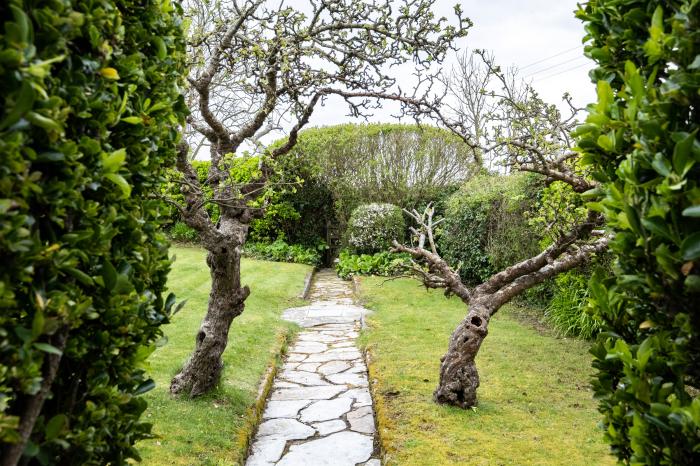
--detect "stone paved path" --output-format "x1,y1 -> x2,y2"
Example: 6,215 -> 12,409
246,270 -> 379,466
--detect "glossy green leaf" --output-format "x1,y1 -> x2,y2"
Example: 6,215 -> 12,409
45,414 -> 68,441
33,343 -> 62,356
681,232 -> 700,261
105,173 -> 132,198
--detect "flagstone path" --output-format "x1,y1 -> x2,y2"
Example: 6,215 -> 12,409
245,269 -> 380,466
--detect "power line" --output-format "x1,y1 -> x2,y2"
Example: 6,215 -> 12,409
533,62 -> 591,82
519,45 -> 583,71
523,55 -> 587,78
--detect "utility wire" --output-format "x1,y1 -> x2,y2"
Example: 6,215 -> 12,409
518,45 -> 583,71
533,62 -> 591,82
523,55 -> 587,78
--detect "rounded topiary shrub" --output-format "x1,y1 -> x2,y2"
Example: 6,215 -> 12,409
346,203 -> 405,254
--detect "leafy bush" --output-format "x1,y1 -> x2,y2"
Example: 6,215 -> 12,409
169,221 -> 199,243
243,240 -> 325,267
335,250 -> 410,280
346,203 -> 405,254
545,272 -> 603,340
0,0 -> 186,463
439,173 -> 543,285
576,1 -> 700,463
163,157 -> 260,231
162,155 -> 334,248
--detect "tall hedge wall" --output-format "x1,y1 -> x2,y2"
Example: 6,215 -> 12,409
0,1 -> 186,464
576,1 -> 699,463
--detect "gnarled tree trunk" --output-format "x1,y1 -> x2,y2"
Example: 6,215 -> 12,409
395,206 -> 609,409
434,301 -> 490,407
170,220 -> 250,397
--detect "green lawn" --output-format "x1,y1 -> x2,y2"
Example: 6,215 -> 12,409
138,246 -> 310,465
356,276 -> 614,466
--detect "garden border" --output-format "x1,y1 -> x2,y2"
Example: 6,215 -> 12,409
234,329 -> 295,464
353,276 -> 391,463
298,268 -> 317,300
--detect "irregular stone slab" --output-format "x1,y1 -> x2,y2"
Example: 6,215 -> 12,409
270,385 -> 346,401
324,347 -> 362,356
299,398 -> 353,423
245,436 -> 287,465
277,431 -> 373,466
295,362 -> 320,372
263,400 -> 312,419
347,406 -> 375,434
257,418 -> 315,441
317,360 -> 351,376
280,370 -> 329,386
298,333 -> 342,343
361,459 -> 381,466
282,303 -> 371,328
339,388 -> 372,407
305,351 -> 361,363
315,323 -> 355,330
276,381 -> 302,388
282,362 -> 299,371
343,362 -> 368,374
292,341 -> 328,354
312,419 -> 347,436
287,353 -> 307,362
327,371 -> 368,387
331,341 -> 355,348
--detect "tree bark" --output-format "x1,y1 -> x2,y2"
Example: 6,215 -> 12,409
2,330 -> 68,466
170,223 -> 250,397
433,301 -> 491,408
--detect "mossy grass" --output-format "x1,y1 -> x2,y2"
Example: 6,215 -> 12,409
356,276 -> 614,466
138,246 -> 309,465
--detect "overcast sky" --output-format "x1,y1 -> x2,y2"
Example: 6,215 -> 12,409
306,0 -> 595,128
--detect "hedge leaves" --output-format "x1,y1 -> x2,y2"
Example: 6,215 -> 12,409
0,0 -> 186,463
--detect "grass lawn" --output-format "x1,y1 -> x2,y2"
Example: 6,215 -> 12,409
138,246 -> 310,465
356,276 -> 614,466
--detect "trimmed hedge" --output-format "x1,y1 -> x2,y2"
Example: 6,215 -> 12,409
0,1 -> 186,463
576,1 -> 700,463
346,203 -> 405,254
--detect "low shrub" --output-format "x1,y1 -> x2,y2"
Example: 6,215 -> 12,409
169,221 -> 199,243
335,250 -> 410,279
346,203 -> 405,254
243,240 -> 325,267
545,271 -> 603,340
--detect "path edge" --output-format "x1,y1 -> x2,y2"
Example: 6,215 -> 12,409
298,267 -> 317,300
354,275 -> 392,465
233,328 -> 294,465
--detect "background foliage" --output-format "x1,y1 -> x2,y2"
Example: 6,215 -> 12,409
438,173 -> 543,285
576,1 -> 700,463
0,0 -> 185,462
335,250 -> 410,280
274,123 -> 474,228
346,203 -> 405,255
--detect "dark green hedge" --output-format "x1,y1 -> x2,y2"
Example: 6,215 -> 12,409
438,173 -> 543,285
0,0 -> 185,463
576,1 -> 699,463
